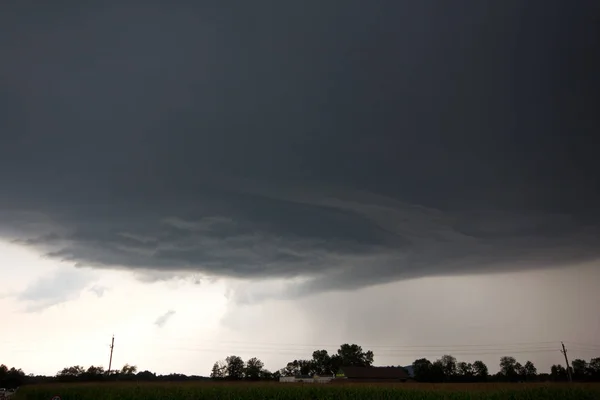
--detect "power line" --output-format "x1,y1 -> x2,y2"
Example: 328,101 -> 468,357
149,338 -> 563,349
564,341 -> 600,349
160,345 -> 560,358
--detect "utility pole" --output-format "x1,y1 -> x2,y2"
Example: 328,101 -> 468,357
561,342 -> 572,382
108,335 -> 115,375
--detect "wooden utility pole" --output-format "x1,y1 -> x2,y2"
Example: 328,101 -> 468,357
561,342 -> 572,382
108,335 -> 115,375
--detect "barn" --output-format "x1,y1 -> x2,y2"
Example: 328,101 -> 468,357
338,366 -> 410,382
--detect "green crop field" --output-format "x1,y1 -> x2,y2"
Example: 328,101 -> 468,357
13,382 -> 600,400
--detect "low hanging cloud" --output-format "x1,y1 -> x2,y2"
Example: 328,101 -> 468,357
3,189 -> 599,303
155,310 -> 176,328
0,1 -> 599,302
16,269 -> 98,312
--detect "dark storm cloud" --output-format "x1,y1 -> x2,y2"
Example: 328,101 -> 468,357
1,1 -> 599,295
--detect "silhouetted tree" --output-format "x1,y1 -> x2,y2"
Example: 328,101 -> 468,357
412,358 -> 433,382
84,365 -> 104,381
281,359 -> 315,376
336,344 -> 374,368
136,370 -> 156,380
439,355 -> 457,379
225,355 -> 245,380
121,364 -> 137,375
210,361 -> 226,379
245,357 -> 264,380
311,350 -> 333,375
57,365 -> 85,382
259,369 -> 273,379
589,357 -> 600,379
572,359 -> 587,380
523,361 -> 537,380
499,356 -> 518,380
431,360 -> 445,382
281,362 -> 297,377
472,360 -> 489,381
456,361 -> 473,380
0,366 -> 25,388
515,362 -> 525,380
551,364 -> 568,381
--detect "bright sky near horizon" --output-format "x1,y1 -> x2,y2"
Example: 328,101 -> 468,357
2,241 -> 599,377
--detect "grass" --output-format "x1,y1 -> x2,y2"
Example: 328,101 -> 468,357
14,381 -> 600,400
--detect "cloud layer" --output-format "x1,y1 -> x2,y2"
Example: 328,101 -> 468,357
1,1 -> 599,299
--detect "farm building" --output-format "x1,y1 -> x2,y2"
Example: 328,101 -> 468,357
278,374 -> 335,383
337,366 -> 410,382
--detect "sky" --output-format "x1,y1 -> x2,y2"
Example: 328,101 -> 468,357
1,0 -> 600,377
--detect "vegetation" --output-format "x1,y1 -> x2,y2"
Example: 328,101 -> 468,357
13,381 -> 600,400
3,342 -> 600,397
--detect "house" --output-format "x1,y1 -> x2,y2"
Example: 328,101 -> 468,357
337,366 -> 410,382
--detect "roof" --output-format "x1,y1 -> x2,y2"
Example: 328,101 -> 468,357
340,366 -> 409,380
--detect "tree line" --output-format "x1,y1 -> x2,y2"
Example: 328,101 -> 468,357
411,355 -> 600,383
2,343 -> 600,388
210,344 -> 374,380
206,344 -> 600,383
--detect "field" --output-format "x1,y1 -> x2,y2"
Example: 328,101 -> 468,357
14,381 -> 600,400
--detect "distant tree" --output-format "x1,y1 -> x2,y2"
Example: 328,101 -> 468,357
210,361 -> 226,379
550,364 -> 568,381
515,362 -> 525,380
439,355 -> 457,378
121,364 -> 137,375
431,360 -> 445,382
282,362 -> 298,377
1,367 -> 25,388
259,369 -> 273,380
472,360 -> 489,381
281,359 -> 315,376
271,370 -> 281,381
412,358 -> 433,382
571,359 -> 587,380
0,365 -> 8,387
457,362 -> 473,378
336,344 -> 374,367
245,357 -> 264,380
410,357 -> 451,382
589,357 -> 600,379
84,365 -> 104,381
225,355 -> 245,380
499,357 -> 518,380
311,350 -> 333,375
57,365 -> 85,381
330,354 -> 342,374
136,370 -> 156,380
298,360 -> 314,375
523,361 -> 537,380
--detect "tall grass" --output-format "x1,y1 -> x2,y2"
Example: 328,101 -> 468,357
14,382 -> 600,400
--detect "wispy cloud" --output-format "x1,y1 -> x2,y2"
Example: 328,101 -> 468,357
155,310 -> 176,328
88,284 -> 109,297
17,268 -> 96,312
